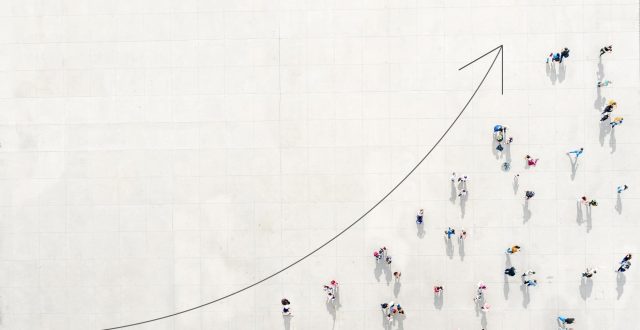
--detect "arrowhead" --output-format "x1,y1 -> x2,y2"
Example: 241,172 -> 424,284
459,45 -> 504,95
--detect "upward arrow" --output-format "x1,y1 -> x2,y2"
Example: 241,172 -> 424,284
459,45 -> 504,95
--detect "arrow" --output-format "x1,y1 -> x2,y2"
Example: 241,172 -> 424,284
459,44 -> 503,94
104,45 -> 504,330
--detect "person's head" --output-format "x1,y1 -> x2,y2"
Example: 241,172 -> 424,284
515,245 -> 521,249
525,155 -> 530,159
580,148 -> 584,151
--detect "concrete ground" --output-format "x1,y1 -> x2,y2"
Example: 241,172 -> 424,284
0,0 -> 639,329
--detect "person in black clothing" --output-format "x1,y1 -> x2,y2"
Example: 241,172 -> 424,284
504,267 -> 516,276
600,45 -> 612,56
560,47 -> 570,62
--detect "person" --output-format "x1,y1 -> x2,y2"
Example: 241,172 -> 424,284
524,279 -> 537,287
560,47 -> 570,62
547,52 -> 561,63
589,200 -> 598,207
374,250 -> 383,262
481,302 -> 491,312
385,255 -> 392,265
416,208 -> 424,224
477,281 -> 487,291
580,196 -> 589,205
600,45 -> 612,56
506,245 -> 521,254
450,172 -> 456,182
524,269 -> 536,276
558,316 -> 575,324
433,285 -> 444,295
617,185 -> 629,193
617,262 -> 631,273
525,191 -> 535,200
526,155 -> 539,166
393,271 -> 402,281
600,113 -> 610,122
582,268 -> 597,278
458,175 -> 469,183
444,227 -> 455,239
458,189 -> 467,197
504,267 -> 516,276
602,101 -> 616,114
323,285 -> 336,302
281,298 -> 292,316
621,253 -> 632,264
458,228 -> 467,240
611,117 -> 623,127
396,304 -> 405,315
567,148 -> 584,158
597,79 -> 612,87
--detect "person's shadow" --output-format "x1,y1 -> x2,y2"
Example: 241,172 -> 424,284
449,180 -> 457,203
558,62 -> 567,82
416,223 -> 425,238
585,206 -> 592,232
576,201 -> 584,226
445,237 -> 454,259
610,126 -> 617,153
458,238 -> 466,261
579,277 -> 593,300
599,120 -> 611,146
520,282 -> 530,308
460,193 -> 467,218
615,194 -> 623,214
380,310 -> 392,330
566,154 -> 579,180
546,61 -> 557,84
326,300 -> 337,322
616,272 -> 626,299
523,200 -> 531,223
597,57 -> 605,81
283,315 -> 292,330
374,260 -> 383,282
393,281 -> 401,297
491,135 -> 500,159
434,293 -> 444,309
396,313 -> 406,330
512,175 -> 519,194
504,256 -> 512,299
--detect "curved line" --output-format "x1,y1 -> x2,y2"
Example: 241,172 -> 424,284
104,47 -> 502,330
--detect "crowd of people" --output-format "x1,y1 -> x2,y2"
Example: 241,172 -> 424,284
278,45 -> 632,329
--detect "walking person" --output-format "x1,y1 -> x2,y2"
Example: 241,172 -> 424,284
323,285 -> 336,302
458,228 -> 467,240
558,316 -> 575,326
416,208 -> 424,224
433,285 -> 444,295
560,47 -> 570,62
599,45 -> 612,56
393,272 -> 402,282
281,298 -> 292,316
617,185 -> 629,193
582,268 -> 597,278
567,147 -> 584,158
524,279 -> 538,287
602,101 -> 617,114
597,80 -> 612,87
580,196 -> 589,205
444,227 -> 455,240
526,155 -> 539,167
450,172 -> 457,182
617,262 -> 631,273
504,267 -> 517,276
610,117 -> 623,127
458,189 -> 468,197
525,190 -> 535,200
588,199 -> 598,207
506,245 -> 521,254
621,253 -> 632,264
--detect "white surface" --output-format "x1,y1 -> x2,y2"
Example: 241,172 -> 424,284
0,0 -> 639,329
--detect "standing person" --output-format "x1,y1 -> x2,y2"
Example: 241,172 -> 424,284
433,285 -> 444,295
526,155 -> 539,167
458,228 -> 467,240
504,267 -> 517,276
560,47 -> 570,62
610,117 -> 624,127
393,272 -> 402,281
506,245 -> 521,254
617,185 -> 629,193
597,80 -> 612,87
558,316 -> 575,325
281,298 -> 292,316
444,227 -> 455,239
582,268 -> 597,278
416,208 -> 424,224
600,45 -> 612,56
567,148 -> 584,158
525,191 -> 535,200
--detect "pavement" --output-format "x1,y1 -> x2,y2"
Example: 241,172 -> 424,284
0,0 -> 639,329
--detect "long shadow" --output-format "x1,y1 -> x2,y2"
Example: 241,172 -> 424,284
513,175 -> 519,194
586,206 -> 592,232
579,277 -> 593,300
504,256 -> 512,299
325,300 -> 336,322
460,194 -> 467,218
576,201 -> 584,226
380,309 -> 391,330
417,222 -> 425,238
393,281 -> 401,297
396,313 -> 406,330
445,237 -> 454,259
384,266 -> 392,285
596,58 -> 605,81
434,293 -> 444,309
458,239 -> 466,261
568,154 -> 578,180
283,315 -> 292,330
546,62 -> 557,84
617,272 -> 626,299
558,62 -> 566,82
481,311 -> 488,329
523,200 -> 531,223
505,143 -> 512,163
599,120 -> 611,146
491,135 -> 500,159
615,194 -> 622,214
610,126 -> 617,153
520,283 -> 530,308
449,181 -> 457,203
374,261 -> 383,282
